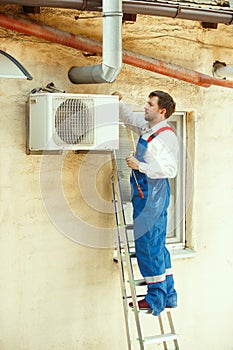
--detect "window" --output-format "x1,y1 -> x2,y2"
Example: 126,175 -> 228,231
115,111 -> 195,258
166,112 -> 186,249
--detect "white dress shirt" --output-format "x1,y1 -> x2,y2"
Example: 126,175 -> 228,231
119,101 -> 179,179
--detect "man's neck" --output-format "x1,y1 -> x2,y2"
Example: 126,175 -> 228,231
148,118 -> 166,129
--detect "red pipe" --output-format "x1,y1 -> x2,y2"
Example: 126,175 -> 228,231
0,13 -> 103,54
0,13 -> 233,89
123,50 -> 211,88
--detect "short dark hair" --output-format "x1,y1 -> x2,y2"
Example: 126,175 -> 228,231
149,90 -> 176,118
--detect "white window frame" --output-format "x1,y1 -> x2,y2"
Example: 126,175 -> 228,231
117,111 -> 195,259
166,112 -> 186,249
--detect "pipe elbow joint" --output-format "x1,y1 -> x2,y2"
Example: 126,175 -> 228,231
212,60 -> 233,79
68,63 -> 122,84
67,0 -> 122,85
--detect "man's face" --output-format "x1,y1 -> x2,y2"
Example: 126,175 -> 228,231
144,96 -> 166,125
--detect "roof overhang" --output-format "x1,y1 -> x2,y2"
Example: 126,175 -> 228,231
1,0 -> 233,25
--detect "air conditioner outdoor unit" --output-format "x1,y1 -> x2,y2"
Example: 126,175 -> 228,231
26,93 -> 119,154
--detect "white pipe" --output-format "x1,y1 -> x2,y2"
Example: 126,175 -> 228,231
68,0 -> 122,84
213,61 -> 233,79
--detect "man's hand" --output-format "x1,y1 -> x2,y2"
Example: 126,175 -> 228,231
126,155 -> 140,170
112,91 -> 123,101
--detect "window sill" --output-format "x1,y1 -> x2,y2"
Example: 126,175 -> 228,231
113,247 -> 196,265
170,248 -> 196,260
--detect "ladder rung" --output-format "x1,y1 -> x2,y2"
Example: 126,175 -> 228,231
143,333 -> 178,344
134,279 -> 147,286
125,224 -> 134,230
123,294 -> 146,300
120,244 -> 135,250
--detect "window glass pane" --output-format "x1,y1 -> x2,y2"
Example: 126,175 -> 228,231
167,113 -> 186,246
116,112 -> 186,248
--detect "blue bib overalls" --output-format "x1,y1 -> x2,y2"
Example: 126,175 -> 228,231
131,131 -> 177,315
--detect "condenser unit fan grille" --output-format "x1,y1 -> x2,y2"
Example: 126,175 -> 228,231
54,98 -> 94,145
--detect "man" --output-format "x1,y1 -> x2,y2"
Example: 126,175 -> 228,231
114,90 -> 179,316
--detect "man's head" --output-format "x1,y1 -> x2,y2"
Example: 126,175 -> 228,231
144,90 -> 176,126
149,91 -> 176,118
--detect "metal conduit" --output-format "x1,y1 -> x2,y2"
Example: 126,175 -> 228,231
1,13 -> 233,88
1,0 -> 233,25
68,0 -> 122,84
213,60 -> 233,79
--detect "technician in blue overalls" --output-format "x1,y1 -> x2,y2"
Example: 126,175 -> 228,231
116,90 -> 179,316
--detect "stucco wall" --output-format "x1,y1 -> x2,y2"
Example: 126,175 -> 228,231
0,5 -> 233,350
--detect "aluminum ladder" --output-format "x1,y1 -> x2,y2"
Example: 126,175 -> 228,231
111,124 -> 180,350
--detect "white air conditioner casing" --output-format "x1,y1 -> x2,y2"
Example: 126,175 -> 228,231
26,93 -> 119,153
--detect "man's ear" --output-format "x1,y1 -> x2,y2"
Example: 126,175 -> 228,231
160,108 -> 166,118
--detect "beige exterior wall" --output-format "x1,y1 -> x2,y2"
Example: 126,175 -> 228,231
0,5 -> 233,350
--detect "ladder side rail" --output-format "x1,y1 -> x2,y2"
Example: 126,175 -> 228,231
116,125 -> 136,256
111,172 -> 133,350
112,149 -> 136,266
167,311 -> 180,350
111,152 -> 146,350
114,177 -> 132,255
158,314 -> 169,350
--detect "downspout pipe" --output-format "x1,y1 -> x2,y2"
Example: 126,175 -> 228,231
68,0 -> 123,84
1,13 -> 233,88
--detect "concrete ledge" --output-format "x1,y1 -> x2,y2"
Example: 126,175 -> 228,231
113,247 -> 196,264
171,248 -> 196,260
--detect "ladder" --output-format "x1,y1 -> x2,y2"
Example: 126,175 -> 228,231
111,124 -> 180,350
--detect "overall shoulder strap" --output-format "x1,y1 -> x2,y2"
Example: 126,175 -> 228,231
147,126 -> 175,143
